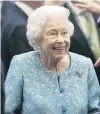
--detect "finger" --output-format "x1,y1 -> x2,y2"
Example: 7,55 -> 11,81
94,59 -> 100,67
71,0 -> 87,4
74,3 -> 88,9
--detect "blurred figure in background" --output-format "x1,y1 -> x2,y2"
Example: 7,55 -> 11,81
63,0 -> 100,83
71,0 -> 100,68
1,1 -> 43,79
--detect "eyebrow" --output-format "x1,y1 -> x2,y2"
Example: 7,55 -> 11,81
46,29 -> 56,35
47,28 -> 68,32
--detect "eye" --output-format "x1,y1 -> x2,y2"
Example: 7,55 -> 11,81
62,31 -> 68,35
49,32 -> 56,36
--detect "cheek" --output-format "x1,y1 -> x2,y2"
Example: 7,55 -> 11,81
45,38 -> 55,47
65,38 -> 70,45
65,38 -> 70,52
42,39 -> 53,51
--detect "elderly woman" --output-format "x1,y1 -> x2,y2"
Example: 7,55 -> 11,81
5,6 -> 100,114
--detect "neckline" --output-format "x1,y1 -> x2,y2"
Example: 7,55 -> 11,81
36,51 -> 73,77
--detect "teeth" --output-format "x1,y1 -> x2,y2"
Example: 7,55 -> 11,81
52,47 -> 64,50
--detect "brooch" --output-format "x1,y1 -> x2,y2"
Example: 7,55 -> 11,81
75,69 -> 83,77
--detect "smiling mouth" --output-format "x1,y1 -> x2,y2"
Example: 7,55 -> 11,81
52,47 -> 65,50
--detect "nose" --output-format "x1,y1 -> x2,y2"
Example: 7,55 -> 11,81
56,33 -> 64,43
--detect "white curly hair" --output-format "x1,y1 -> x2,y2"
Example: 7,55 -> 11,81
27,5 -> 74,50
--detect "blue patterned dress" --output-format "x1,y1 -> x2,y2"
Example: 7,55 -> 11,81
5,51 -> 100,114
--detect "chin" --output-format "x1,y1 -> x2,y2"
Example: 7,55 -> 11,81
53,53 -> 65,60
49,50 -> 67,60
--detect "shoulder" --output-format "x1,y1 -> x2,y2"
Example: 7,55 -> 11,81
11,51 -> 39,64
12,50 -> 38,59
70,52 -> 91,61
69,52 -> 92,67
6,51 -> 39,81
2,1 -> 15,9
2,2 -> 27,27
2,12 -> 26,38
8,51 -> 40,76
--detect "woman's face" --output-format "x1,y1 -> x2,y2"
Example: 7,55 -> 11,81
39,19 -> 70,60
